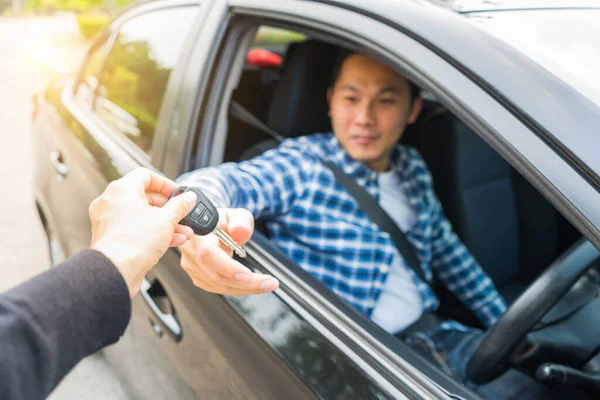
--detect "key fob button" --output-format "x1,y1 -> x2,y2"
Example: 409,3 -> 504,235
190,208 -> 202,221
198,209 -> 213,227
190,203 -> 207,221
170,186 -> 218,234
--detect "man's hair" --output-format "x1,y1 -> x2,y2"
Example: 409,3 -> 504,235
330,50 -> 421,102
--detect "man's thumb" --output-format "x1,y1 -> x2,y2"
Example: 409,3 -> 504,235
164,191 -> 197,224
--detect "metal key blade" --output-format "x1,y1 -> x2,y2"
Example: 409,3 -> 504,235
213,226 -> 247,258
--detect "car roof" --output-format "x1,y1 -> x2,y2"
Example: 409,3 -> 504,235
424,0 -> 600,13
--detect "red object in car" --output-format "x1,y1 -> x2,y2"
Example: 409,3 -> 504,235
246,48 -> 283,68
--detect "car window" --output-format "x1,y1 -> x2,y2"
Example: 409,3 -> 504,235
94,7 -> 196,155
251,26 -> 306,55
75,38 -> 111,108
225,26 -> 307,162
201,14 -> 593,398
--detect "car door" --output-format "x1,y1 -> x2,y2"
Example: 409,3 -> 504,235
153,0 -> 600,399
150,1 -> 488,399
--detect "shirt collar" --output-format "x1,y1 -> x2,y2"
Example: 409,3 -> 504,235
326,134 -> 405,179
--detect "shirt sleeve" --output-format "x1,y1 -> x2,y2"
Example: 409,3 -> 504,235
428,194 -> 508,327
403,146 -> 508,328
177,139 -> 317,218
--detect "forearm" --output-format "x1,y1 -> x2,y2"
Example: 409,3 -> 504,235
432,233 -> 507,327
436,259 -> 507,326
178,167 -> 235,208
178,143 -> 314,218
0,250 -> 131,400
428,201 -> 504,325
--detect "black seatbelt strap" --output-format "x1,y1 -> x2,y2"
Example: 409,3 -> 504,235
324,161 -> 426,282
229,100 -> 426,282
230,101 -> 286,142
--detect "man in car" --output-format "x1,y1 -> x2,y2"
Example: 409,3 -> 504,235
177,51 -> 549,398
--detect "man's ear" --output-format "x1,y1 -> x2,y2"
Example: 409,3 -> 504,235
326,87 -> 333,116
407,96 -> 423,124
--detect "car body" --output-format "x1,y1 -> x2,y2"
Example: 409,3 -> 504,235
32,0 -> 600,398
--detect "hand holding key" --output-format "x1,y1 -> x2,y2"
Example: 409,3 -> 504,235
90,169 -> 198,298
176,187 -> 280,295
169,186 -> 246,258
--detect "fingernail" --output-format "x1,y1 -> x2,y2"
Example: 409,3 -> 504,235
259,279 -> 278,292
234,272 -> 253,283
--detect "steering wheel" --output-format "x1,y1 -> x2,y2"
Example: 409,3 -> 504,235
466,238 -> 600,384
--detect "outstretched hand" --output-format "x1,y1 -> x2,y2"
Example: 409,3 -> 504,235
179,207 -> 280,295
89,168 -> 198,297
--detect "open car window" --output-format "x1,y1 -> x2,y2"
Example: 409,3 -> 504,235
224,26 -> 307,163
187,9 -> 597,399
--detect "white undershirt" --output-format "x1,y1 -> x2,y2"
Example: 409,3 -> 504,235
370,170 -> 424,334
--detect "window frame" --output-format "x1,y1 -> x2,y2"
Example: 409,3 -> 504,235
176,0 -> 600,398
186,8 -> 482,400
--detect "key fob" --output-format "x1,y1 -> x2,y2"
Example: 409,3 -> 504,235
169,186 -> 218,235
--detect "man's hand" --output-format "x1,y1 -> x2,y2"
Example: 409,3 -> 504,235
180,208 -> 280,295
89,168 -> 198,297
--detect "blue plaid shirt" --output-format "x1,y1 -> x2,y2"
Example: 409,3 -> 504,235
179,133 -> 507,330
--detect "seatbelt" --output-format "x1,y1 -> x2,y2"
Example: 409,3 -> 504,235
324,161 -> 426,281
230,101 -> 286,142
229,101 -> 426,282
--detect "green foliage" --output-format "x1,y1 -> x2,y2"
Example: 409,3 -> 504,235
25,0 -> 44,12
254,27 -> 306,47
98,36 -> 172,152
103,38 -> 171,121
114,0 -> 133,8
25,0 -> 135,13
76,12 -> 110,39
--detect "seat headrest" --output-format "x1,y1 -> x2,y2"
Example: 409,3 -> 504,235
267,39 -> 343,138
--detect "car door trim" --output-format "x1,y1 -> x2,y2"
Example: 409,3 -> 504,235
245,235 -> 468,399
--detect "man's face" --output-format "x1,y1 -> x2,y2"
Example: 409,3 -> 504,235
328,54 -> 422,172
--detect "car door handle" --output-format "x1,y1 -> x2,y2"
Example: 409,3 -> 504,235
140,278 -> 182,342
49,151 -> 68,177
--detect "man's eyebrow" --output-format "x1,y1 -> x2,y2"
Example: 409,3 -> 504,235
340,84 -> 359,92
379,86 -> 402,95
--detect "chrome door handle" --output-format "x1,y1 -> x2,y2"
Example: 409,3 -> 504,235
141,278 -> 182,342
49,151 -> 68,177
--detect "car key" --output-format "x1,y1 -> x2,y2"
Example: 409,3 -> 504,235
169,186 -> 247,258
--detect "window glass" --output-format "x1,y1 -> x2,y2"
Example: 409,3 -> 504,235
75,39 -> 111,107
94,7 -> 196,154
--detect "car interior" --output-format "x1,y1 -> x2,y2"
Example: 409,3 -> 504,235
215,25 -> 600,397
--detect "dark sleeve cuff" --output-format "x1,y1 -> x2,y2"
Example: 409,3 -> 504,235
4,249 -> 131,384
